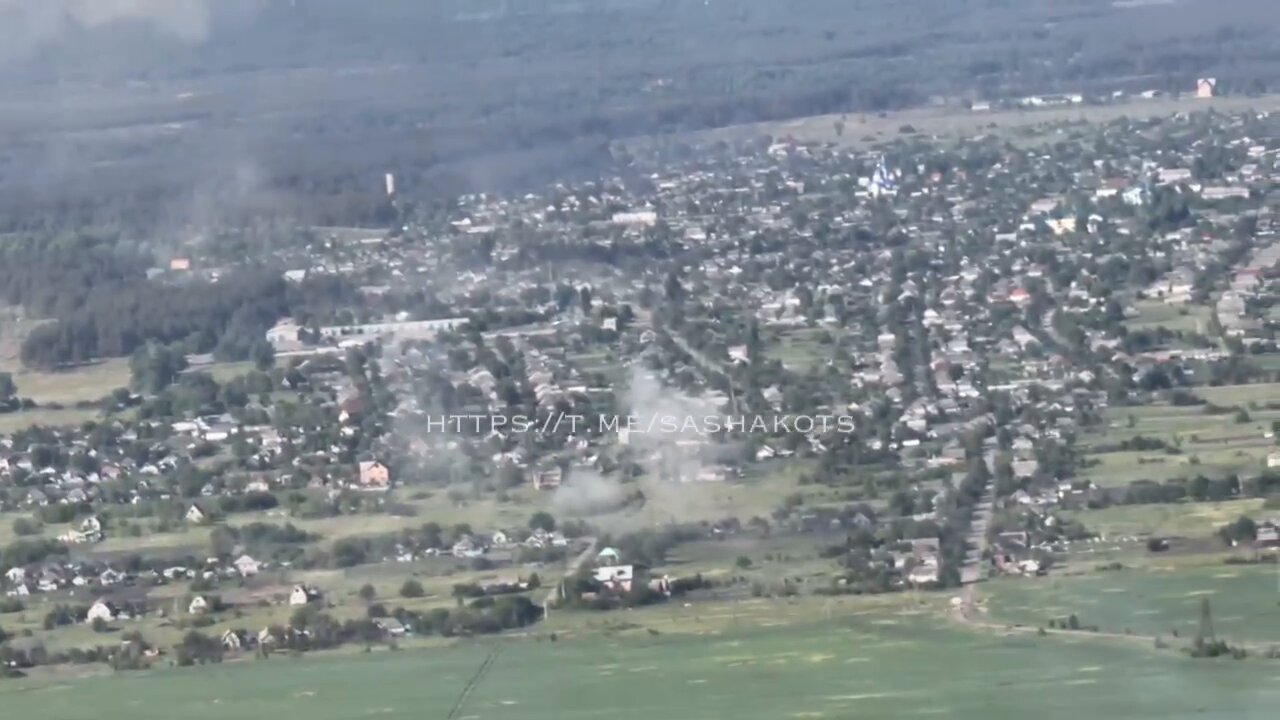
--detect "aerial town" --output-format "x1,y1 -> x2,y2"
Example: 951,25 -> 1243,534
2,95 -> 1280,698
4,0 -> 1280,717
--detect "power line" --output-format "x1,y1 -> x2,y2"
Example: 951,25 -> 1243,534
445,646 -> 500,720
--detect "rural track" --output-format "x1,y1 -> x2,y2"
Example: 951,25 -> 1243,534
949,474 -> 1172,649
544,537 -> 599,608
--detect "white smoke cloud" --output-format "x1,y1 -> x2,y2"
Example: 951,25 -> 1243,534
624,365 -> 724,480
603,364 -> 743,527
551,468 -> 627,517
0,0 -> 247,52
70,0 -> 215,41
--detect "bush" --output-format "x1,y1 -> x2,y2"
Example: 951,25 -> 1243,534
399,580 -> 425,598
11,518 -> 42,536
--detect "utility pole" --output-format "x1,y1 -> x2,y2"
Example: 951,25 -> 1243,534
1195,597 -> 1215,649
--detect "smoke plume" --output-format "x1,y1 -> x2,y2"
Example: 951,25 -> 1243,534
551,468 -> 627,517
0,0 -> 253,53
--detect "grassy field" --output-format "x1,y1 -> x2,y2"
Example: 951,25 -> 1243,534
0,357 -> 263,434
3,358 -> 131,404
0,408 -> 103,434
1198,383 -> 1280,408
1081,403 -> 1280,487
663,93 -> 1280,151
1063,499 -> 1268,540
1124,302 -> 1210,335
4,601 -> 1280,720
194,361 -> 259,384
763,328 -> 835,372
567,350 -> 627,385
653,534 -> 835,588
985,562 -> 1280,644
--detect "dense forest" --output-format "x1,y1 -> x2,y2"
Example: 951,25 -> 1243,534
0,0 -> 1276,232
0,235 -> 321,369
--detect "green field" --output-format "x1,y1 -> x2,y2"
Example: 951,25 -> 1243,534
6,602 -> 1280,720
1124,302 -> 1209,334
985,562 -> 1280,644
0,407 -> 103,434
1198,383 -> 1280,408
0,357 -> 262,434
1064,500 -> 1268,539
1082,404 -> 1280,487
764,328 -> 835,372
678,93 -> 1280,151
3,358 -> 131,404
0,356 -> 127,433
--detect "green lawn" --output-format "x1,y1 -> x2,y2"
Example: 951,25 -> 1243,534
0,357 -> 261,434
1079,447 -> 1271,488
0,407 -> 103,434
1124,301 -> 1209,334
763,328 -> 836,372
1198,383 -> 1280,407
195,361 -> 260,384
1063,499 -> 1267,539
4,358 -> 131,404
1083,405 -> 1280,486
4,606 -> 1280,720
985,562 -> 1280,644
688,92 -> 1280,150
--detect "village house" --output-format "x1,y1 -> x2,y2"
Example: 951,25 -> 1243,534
357,460 -> 392,490
234,555 -> 262,577
594,564 -> 641,593
1256,523 -> 1280,548
532,466 -> 563,490
86,599 -> 118,623
221,629 -> 252,651
58,516 -> 104,545
289,585 -> 323,606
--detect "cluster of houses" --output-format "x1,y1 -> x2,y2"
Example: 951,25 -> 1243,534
585,546 -> 672,598
5,552 -> 269,600
81,583 -> 341,650
7,96 -> 1280,665
442,527 -> 571,560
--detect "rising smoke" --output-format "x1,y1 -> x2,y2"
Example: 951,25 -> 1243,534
0,0 -> 210,43
0,0 -> 266,57
551,468 -> 627,517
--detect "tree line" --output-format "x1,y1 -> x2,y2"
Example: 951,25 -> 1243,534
0,234 -> 359,369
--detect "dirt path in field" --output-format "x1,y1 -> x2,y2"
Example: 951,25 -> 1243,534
544,537 -> 598,608
949,597 -> 1158,647
947,472 -> 1171,649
